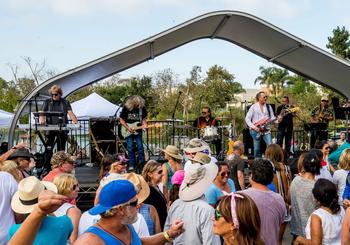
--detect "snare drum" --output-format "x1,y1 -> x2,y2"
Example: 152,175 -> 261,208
202,126 -> 218,142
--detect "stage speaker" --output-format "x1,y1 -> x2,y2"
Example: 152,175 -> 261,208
89,117 -> 117,163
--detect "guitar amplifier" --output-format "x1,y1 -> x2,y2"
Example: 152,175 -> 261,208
89,117 -> 117,164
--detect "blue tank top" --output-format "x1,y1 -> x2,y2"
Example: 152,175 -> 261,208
85,224 -> 142,245
139,204 -> 155,235
165,162 -> 174,190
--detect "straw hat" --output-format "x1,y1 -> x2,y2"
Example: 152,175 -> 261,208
179,161 -> 218,201
101,172 -> 150,203
161,145 -> 183,160
11,176 -> 57,214
184,138 -> 208,154
191,152 -> 211,165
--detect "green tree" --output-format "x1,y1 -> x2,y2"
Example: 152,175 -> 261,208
201,65 -> 244,110
326,26 -> 350,59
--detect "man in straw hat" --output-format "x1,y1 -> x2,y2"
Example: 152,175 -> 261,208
8,176 -> 73,244
183,138 -> 217,171
165,152 -> 221,245
75,179 -> 184,244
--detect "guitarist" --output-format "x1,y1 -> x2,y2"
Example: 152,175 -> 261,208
276,96 -> 294,156
119,95 -> 147,171
245,91 -> 275,158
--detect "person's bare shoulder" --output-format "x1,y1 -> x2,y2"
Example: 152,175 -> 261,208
74,232 -> 104,245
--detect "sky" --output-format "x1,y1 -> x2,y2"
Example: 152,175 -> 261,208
1,0 -> 350,89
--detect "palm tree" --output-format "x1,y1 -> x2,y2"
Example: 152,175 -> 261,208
254,66 -> 274,90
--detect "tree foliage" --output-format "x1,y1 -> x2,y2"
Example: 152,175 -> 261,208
327,26 -> 350,59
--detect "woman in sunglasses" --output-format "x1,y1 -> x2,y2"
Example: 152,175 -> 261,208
213,192 -> 264,245
99,154 -> 128,180
53,173 -> 81,244
142,160 -> 168,230
205,161 -> 235,207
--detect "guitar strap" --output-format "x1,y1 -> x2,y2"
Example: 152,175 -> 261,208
267,104 -> 272,119
139,108 -> 142,124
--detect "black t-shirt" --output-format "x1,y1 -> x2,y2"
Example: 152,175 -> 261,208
227,155 -> 246,191
276,105 -> 293,129
42,98 -> 72,125
119,107 -> 147,124
143,185 -> 167,230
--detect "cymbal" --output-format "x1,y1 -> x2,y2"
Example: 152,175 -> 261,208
165,119 -> 184,122
174,125 -> 198,130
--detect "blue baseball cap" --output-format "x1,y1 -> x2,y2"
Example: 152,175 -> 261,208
89,179 -> 137,215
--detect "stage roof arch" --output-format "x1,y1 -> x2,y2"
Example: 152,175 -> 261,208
9,10 -> 350,146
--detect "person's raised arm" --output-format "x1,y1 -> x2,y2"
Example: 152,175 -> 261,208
0,143 -> 28,164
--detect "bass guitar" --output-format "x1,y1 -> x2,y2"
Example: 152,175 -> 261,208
121,122 -> 162,138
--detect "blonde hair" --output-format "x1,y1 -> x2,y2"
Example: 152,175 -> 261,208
141,160 -> 161,183
125,95 -> 145,111
53,173 -> 78,196
49,85 -> 63,95
0,160 -> 22,182
339,149 -> 350,170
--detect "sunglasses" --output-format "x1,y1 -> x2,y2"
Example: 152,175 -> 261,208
157,170 -> 163,175
324,147 -> 330,150
73,184 -> 79,190
263,96 -> 267,99
202,111 -> 208,114
126,199 -> 138,207
321,100 -> 328,102
220,171 -> 230,177
214,209 -> 222,221
51,93 -> 59,96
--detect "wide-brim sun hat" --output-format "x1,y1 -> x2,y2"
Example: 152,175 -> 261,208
11,176 -> 57,214
89,179 -> 137,215
8,148 -> 32,160
100,172 -> 150,203
179,162 -> 218,201
183,138 -> 209,154
161,145 -> 183,160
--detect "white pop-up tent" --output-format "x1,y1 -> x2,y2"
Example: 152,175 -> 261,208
0,109 -> 14,128
71,92 -> 121,120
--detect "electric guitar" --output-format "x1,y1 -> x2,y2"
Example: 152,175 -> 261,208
121,122 -> 162,138
277,106 -> 300,123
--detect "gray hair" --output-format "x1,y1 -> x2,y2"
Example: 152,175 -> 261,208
125,95 -> 145,111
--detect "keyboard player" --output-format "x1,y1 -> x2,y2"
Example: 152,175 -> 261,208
39,85 -> 78,151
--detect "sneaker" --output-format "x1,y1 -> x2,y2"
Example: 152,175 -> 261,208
128,166 -> 135,172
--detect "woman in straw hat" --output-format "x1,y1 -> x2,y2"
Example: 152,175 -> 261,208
161,145 -> 183,199
53,173 -> 81,244
8,176 -> 73,245
213,192 -> 264,245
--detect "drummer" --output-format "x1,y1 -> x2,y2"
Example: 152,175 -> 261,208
193,106 -> 221,156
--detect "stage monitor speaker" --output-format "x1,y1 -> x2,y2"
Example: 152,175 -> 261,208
89,117 -> 117,164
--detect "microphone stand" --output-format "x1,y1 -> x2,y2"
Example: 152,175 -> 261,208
171,91 -> 182,145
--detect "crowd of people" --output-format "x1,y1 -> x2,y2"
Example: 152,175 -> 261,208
2,135 -> 350,245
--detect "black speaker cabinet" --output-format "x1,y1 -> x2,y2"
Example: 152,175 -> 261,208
89,117 -> 116,163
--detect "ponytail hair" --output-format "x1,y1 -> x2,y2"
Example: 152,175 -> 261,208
312,179 -> 340,214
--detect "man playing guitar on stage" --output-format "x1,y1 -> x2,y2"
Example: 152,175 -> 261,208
193,106 -> 221,156
119,95 -> 147,171
276,96 -> 294,156
245,91 -> 275,158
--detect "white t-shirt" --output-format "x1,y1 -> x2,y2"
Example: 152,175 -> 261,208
54,202 -> 75,217
78,212 -> 149,237
333,169 -> 349,204
0,172 -> 18,245
305,208 -> 345,245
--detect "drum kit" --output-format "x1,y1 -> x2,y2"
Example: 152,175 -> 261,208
172,115 -> 236,152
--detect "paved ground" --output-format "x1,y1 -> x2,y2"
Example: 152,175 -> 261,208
283,225 -> 293,245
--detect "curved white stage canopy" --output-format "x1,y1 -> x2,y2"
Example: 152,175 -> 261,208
9,10 -> 350,146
